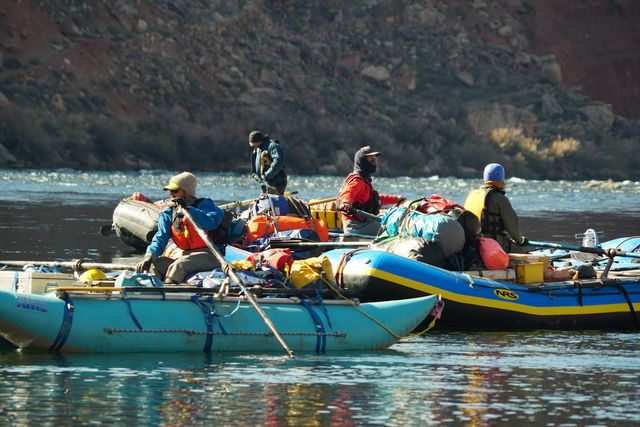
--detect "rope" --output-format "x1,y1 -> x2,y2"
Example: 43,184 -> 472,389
121,291 -> 143,330
102,328 -> 346,337
318,276 -> 441,339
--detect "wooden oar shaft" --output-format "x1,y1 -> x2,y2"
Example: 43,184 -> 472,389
180,207 -> 295,358
56,286 -> 358,297
528,240 -> 640,259
0,260 -> 136,271
307,197 -> 336,206
268,239 -> 370,249
350,207 -> 382,223
218,199 -> 254,210
218,191 -> 299,211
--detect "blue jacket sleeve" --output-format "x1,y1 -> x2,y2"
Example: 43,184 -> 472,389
264,141 -> 285,179
146,207 -> 173,257
188,198 -> 224,231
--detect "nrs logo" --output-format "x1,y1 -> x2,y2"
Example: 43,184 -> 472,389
494,289 -> 519,300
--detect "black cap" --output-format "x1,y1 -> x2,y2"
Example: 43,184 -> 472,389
361,145 -> 381,156
249,131 -> 265,143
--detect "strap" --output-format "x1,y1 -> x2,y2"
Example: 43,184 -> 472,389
299,298 -> 326,354
577,281 -> 583,307
191,295 -> 216,352
335,249 -> 361,287
615,284 -> 639,327
121,290 -> 143,330
49,293 -> 75,352
307,290 -> 333,329
190,295 -> 242,352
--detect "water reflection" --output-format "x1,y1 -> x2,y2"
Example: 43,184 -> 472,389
1,332 -> 639,425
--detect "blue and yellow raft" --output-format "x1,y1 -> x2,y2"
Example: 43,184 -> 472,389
324,238 -> 640,330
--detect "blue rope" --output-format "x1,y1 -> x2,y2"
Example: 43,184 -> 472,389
191,295 -> 216,352
191,295 -> 244,352
49,293 -> 74,352
121,291 -> 143,330
299,298 -> 326,354
308,290 -> 333,329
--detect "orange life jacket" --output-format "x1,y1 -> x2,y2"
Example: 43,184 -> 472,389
170,215 -> 207,250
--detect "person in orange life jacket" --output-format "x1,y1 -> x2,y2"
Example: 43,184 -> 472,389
473,163 -> 528,253
136,172 -> 225,284
249,130 -> 287,195
338,146 -> 405,236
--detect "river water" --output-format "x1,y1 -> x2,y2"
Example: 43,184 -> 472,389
0,169 -> 639,425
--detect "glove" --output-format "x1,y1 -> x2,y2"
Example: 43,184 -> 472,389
136,253 -> 157,273
518,236 -> 529,246
172,197 -> 187,209
339,202 -> 352,213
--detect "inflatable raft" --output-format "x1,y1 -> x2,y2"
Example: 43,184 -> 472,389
0,288 -> 440,353
323,237 -> 640,330
108,198 -> 165,251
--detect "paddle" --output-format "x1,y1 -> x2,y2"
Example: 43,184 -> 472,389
0,260 -> 136,271
528,240 -> 640,260
99,225 -> 114,236
178,206 -> 295,358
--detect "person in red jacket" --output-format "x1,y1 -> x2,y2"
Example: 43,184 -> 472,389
338,146 -> 404,237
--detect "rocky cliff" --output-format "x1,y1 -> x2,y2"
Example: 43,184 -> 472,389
1,0 -> 638,180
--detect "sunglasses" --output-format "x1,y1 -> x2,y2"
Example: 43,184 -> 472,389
169,189 -> 181,194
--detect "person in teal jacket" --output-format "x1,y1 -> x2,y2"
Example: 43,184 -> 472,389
249,130 -> 287,195
136,172 -> 225,283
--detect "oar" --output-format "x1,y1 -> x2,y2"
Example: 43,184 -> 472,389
347,207 -> 382,223
56,285 -> 359,298
218,191 -> 299,211
0,260 -> 136,271
179,206 -> 295,358
307,196 -> 336,207
99,225 -> 114,236
528,240 -> 640,259
328,231 -> 378,240
218,198 -> 255,211
268,237 -> 370,250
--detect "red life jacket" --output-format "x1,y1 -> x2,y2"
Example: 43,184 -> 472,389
170,215 -> 207,250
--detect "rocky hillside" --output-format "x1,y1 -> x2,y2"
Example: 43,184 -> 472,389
1,0 -> 639,180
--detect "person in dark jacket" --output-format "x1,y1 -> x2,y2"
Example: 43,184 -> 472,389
338,146 -> 404,237
464,163 -> 528,253
249,130 -> 287,195
136,172 -> 225,283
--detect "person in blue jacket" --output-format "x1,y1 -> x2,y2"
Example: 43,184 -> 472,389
136,171 -> 225,284
249,130 -> 287,195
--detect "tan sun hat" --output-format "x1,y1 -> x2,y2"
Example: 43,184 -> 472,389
163,172 -> 197,196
